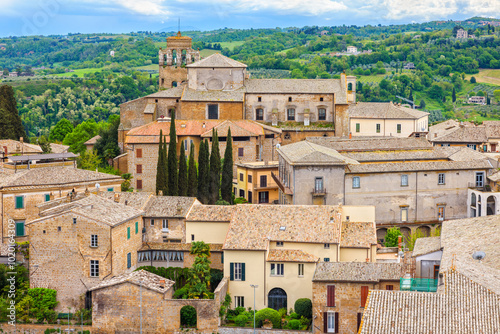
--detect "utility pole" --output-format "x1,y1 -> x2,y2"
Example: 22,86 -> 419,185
250,284 -> 258,334
140,280 -> 143,334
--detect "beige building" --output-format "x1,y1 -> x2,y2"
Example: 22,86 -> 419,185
349,102 -> 429,137
0,167 -> 122,243
235,161 -> 279,204
222,204 -> 377,310
275,137 -> 493,241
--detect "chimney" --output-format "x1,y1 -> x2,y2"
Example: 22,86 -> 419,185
159,279 -> 166,288
114,193 -> 120,202
349,132 -> 352,139
398,235 -> 402,252
202,122 -> 206,129
2,146 -> 7,155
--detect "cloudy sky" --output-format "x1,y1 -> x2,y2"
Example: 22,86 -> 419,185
0,0 -> 499,37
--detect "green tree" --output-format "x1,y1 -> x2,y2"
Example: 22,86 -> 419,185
197,140 -> 210,204
49,119 -> 74,142
79,150 -> 101,171
470,76 -> 476,83
187,142 -> 197,197
452,87 -> 456,103
167,112 -> 178,196
63,119 -> 101,154
221,128 -> 233,204
94,115 -> 120,165
184,241 -> 212,299
121,173 -> 133,192
420,99 -> 426,109
178,140 -> 188,196
156,130 -> 167,195
0,85 -> 26,140
209,129 -> 221,204
38,135 -> 52,153
384,227 -> 403,247
494,90 -> 500,102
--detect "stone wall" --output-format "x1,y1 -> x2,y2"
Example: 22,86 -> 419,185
179,101 -> 244,120
0,324 -> 93,333
218,328 -> 311,334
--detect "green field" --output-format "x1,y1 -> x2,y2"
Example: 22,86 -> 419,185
53,67 -> 107,77
133,64 -> 158,71
357,74 -> 386,84
466,69 -> 500,85
219,41 -> 245,50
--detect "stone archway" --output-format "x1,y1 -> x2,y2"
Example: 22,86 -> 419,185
487,196 -> 496,215
268,288 -> 287,311
417,226 -> 431,237
180,305 -> 197,328
400,227 -> 411,241
377,228 -> 388,244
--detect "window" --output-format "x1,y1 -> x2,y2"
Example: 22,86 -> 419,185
127,227 -> 131,239
136,164 -> 142,174
288,97 -> 292,102
287,108 -> 295,121
107,187 -> 113,192
240,173 -> 244,181
361,286 -> 369,307
318,108 -> 326,121
352,176 -> 360,189
438,173 -> 445,185
401,207 -> 408,222
355,123 -> 360,133
15,220 -> 25,237
230,263 -> 245,281
376,124 -> 381,133
327,285 -> 335,307
235,296 -> 245,308
248,175 -> 252,183
248,191 -> 252,203
135,221 -> 139,234
475,172 -> 484,187
256,108 -> 264,121
90,260 -> 99,277
441,143 -> 450,147
438,206 -> 445,221
150,219 -> 155,226
57,226 -> 61,232
401,175 -> 408,187
162,219 -> 168,231
208,104 -> 218,119
467,144 -> 477,150
91,235 -> 98,247
239,189 -> 245,198
238,148 -> 244,157
320,97 -> 324,102
325,312 -> 337,333
258,191 -> 269,203
191,234 -> 195,241
15,196 -> 24,209
298,263 -> 304,277
73,218 -> 77,224
257,96 -> 262,102
184,139 -> 188,150
386,285 -> 394,290
260,175 -> 267,187
45,194 -> 50,202
136,148 -> 142,158
324,258 -> 330,262
324,243 -> 330,249
136,179 -> 142,190
397,124 -> 402,133
127,252 -> 131,269
270,263 -> 284,276
276,241 -> 284,247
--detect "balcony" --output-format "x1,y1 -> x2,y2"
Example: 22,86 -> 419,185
400,278 -> 438,292
312,187 -> 327,196
468,182 -> 490,192
271,172 -> 293,195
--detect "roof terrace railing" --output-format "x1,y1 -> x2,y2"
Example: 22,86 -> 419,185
400,278 -> 438,292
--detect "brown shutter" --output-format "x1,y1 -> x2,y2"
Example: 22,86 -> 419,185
334,312 -> 339,333
136,179 -> 142,190
136,149 -> 142,158
357,313 -> 362,331
323,312 -> 328,333
361,286 -> 369,307
386,285 -> 394,291
136,164 -> 142,173
327,285 -> 335,307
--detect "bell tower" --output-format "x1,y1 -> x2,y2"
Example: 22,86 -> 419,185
158,31 -> 200,89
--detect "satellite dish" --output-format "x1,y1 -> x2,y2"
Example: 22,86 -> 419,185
276,143 -> 281,149
95,183 -> 100,190
472,251 -> 486,261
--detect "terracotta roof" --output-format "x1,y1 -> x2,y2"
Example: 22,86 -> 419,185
84,135 -> 101,146
140,242 -> 223,252
0,139 -> 42,154
349,102 -> 429,120
186,53 -> 247,68
267,249 -> 319,263
346,160 -> 492,174
186,205 -> 234,222
0,167 -> 122,190
89,269 -> 174,294
432,126 -> 488,143
437,146 -> 488,161
49,143 -> 70,153
236,161 -> 279,169
182,88 -> 245,102
360,270 -> 500,334
313,262 -> 404,282
278,141 -> 359,166
143,196 -> 199,218
428,119 -> 474,140
201,120 -> 280,138
224,205 -> 342,250
147,85 -> 184,98
307,136 -> 432,152
341,149 -> 449,162
340,221 -> 376,248
412,236 -> 442,257
488,170 -> 500,182
98,192 -> 154,211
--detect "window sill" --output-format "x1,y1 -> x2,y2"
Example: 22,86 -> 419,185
270,275 -> 284,277
90,245 -> 98,248
401,185 -> 408,187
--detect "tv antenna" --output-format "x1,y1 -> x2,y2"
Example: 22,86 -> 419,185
472,251 -> 486,261
178,18 -> 180,33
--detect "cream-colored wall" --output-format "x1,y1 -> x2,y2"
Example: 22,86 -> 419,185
268,241 -> 338,262
341,205 -> 375,223
186,221 -> 229,244
339,248 -> 370,262
350,116 -> 428,137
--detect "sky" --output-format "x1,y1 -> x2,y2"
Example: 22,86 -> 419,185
0,0 -> 499,37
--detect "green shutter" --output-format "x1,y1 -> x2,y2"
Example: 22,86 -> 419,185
15,221 -> 25,237
221,252 -> 224,264
127,227 -> 130,239
107,188 -> 113,192
356,123 -> 360,132
45,194 -> 50,202
127,253 -> 131,268
15,196 -> 24,209
230,263 -> 234,281
135,222 -> 138,234
242,263 -> 246,281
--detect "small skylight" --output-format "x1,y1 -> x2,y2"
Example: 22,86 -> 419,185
279,226 -> 286,231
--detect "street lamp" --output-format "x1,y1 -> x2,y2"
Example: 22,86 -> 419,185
139,280 -> 143,334
250,284 -> 259,334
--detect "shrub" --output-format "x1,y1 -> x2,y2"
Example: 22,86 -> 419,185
235,307 -> 246,315
255,308 -> 281,328
234,314 -> 248,327
278,307 -> 287,318
173,287 -> 188,299
180,305 -> 197,327
300,315 -> 311,327
294,298 -> 312,319
290,312 -> 300,320
288,319 -> 302,330
44,310 -> 57,324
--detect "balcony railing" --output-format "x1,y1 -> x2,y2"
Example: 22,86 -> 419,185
312,188 -> 327,196
400,278 -> 438,292
468,182 -> 490,191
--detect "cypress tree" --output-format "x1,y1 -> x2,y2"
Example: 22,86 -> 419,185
452,87 -> 456,102
0,85 -> 26,140
178,140 -> 188,196
162,133 -> 169,195
155,130 -> 165,195
187,142 -> 198,197
208,129 -> 221,204
221,127 -> 233,204
197,139 -> 210,204
167,111 -> 178,196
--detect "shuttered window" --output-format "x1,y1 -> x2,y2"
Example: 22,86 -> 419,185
323,312 -> 338,333
136,164 -> 142,173
136,149 -> 142,158
357,313 -> 363,331
386,285 -> 394,290
135,222 -> 139,234
15,196 -> 24,209
326,285 -> 335,307
127,252 -> 131,268
230,263 -> 245,281
361,286 -> 369,307
127,227 -> 131,239
15,221 -> 25,237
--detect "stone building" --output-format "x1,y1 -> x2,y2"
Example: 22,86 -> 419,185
27,194 -> 144,310
274,137 -> 493,240
0,167 -> 122,243
223,204 -> 377,310
456,28 -> 468,39
312,262 -> 404,334
429,120 -> 500,152
235,161 -> 279,204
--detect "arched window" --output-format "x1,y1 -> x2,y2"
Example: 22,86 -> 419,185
268,288 -> 287,311
172,50 -> 177,66
417,226 -> 430,237
487,196 -> 495,215
180,305 -> 197,328
348,83 -> 353,91
181,49 -> 187,66
471,193 -> 476,207
172,81 -> 178,88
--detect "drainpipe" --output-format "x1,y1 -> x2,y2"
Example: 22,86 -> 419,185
415,172 -> 418,222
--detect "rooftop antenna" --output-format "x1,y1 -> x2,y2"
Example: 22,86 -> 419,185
178,18 -> 180,33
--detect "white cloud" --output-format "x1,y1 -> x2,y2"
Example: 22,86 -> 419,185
462,0 -> 500,17
379,0 -> 458,21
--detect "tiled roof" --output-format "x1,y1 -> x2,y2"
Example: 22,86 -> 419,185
0,139 -> 42,154
224,205 -> 342,250
341,149 -> 448,163
236,161 -> 279,169
0,167 -> 122,190
412,236 -> 442,257
140,242 -> 223,252
147,85 -> 184,98
49,143 -> 70,153
278,141 -> 359,166
349,102 -> 429,120
186,205 -> 234,222
346,160 -> 492,174
307,136 -> 432,152
186,53 -> 247,68
89,269 -> 174,294
432,125 -> 488,143
182,88 -> 245,102
340,221 -> 376,248
484,121 -> 500,138
437,146 -> 488,161
488,170 -> 500,182
267,249 -> 319,263
98,192 -> 154,211
428,119 -> 474,140
30,194 -> 143,227
360,270 -> 500,334
84,135 -> 101,146
313,262 -> 404,282
143,196 -> 199,218
143,103 -> 156,114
